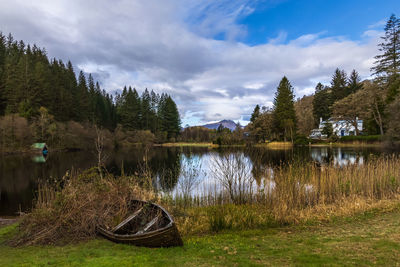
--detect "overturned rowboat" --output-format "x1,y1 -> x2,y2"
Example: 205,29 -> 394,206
97,200 -> 183,247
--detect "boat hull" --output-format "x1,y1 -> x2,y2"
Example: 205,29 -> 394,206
98,223 -> 183,247
97,200 -> 183,247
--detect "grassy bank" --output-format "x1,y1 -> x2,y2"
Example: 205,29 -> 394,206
1,205 -> 400,266
255,141 -> 293,149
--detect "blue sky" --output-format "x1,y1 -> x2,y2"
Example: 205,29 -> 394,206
239,0 -> 399,45
0,0 -> 398,126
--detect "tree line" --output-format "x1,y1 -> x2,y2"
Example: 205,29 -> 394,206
247,14 -> 400,144
0,32 -> 181,142
115,87 -> 181,140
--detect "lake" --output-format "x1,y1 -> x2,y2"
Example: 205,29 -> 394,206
0,145 -> 397,216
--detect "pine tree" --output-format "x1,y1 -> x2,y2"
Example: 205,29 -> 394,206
273,76 -> 296,141
158,95 -> 181,139
0,33 -> 7,115
141,89 -> 152,130
118,87 -> 141,130
371,14 -> 400,81
87,74 -> 97,123
312,82 -> 331,123
250,104 -> 260,123
4,36 -> 22,113
347,69 -> 363,94
150,90 -> 160,132
331,68 -> 348,102
65,61 -> 78,121
77,71 -> 90,121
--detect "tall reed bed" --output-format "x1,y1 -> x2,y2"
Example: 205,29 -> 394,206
167,155 -> 400,234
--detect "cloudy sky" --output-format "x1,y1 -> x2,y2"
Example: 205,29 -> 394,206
0,0 -> 398,126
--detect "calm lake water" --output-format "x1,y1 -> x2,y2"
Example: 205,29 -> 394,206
0,146 -> 398,216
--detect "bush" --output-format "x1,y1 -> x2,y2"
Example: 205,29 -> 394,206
294,135 -> 310,145
11,168 -> 156,246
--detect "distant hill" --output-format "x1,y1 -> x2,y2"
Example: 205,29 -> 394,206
202,120 -> 239,131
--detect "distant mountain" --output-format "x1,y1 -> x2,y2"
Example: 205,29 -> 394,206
202,120 -> 239,131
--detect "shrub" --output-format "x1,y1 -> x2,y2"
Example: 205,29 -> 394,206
11,168 -> 156,246
294,135 -> 310,145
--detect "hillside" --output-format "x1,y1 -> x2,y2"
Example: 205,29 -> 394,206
202,120 -> 239,131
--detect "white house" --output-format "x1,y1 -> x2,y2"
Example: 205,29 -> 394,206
309,117 -> 363,139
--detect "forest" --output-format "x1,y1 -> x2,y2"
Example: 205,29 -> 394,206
0,33 -> 180,151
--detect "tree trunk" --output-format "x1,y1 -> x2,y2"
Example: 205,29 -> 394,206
375,101 -> 384,135
353,118 -> 359,136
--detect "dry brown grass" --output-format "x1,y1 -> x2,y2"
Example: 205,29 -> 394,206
267,156 -> 400,223
11,168 -> 157,246
169,155 -> 400,235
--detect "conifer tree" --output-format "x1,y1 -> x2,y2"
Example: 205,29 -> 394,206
330,68 -> 348,102
88,74 -> 97,123
250,104 -> 260,123
157,94 -> 181,139
0,33 -> 6,115
273,76 -> 296,141
312,82 -> 331,123
371,14 -> 400,81
347,69 -> 363,94
65,61 -> 78,120
77,71 -> 90,121
141,89 -> 152,130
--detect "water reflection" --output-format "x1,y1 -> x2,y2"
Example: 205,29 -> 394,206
310,147 -> 367,166
32,154 -> 47,163
0,146 -> 393,215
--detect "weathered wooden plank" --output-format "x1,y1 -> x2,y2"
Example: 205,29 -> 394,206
112,207 -> 143,233
137,215 -> 160,234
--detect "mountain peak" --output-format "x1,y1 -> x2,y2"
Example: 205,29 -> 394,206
201,120 -> 238,131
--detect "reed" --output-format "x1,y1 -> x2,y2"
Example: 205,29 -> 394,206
168,155 -> 400,234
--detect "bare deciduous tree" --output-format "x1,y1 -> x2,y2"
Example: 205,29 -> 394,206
211,153 -> 254,204
177,155 -> 204,206
95,125 -> 107,178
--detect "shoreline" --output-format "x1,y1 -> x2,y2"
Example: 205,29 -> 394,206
0,141 -> 388,156
0,217 -> 18,228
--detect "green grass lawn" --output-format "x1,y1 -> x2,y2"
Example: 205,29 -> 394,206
1,209 -> 400,266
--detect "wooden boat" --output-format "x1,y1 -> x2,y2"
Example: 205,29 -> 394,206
97,200 -> 183,247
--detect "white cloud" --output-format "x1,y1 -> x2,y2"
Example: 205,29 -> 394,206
0,0 -> 381,125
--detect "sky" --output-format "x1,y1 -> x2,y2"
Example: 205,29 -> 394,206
0,0 -> 398,126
